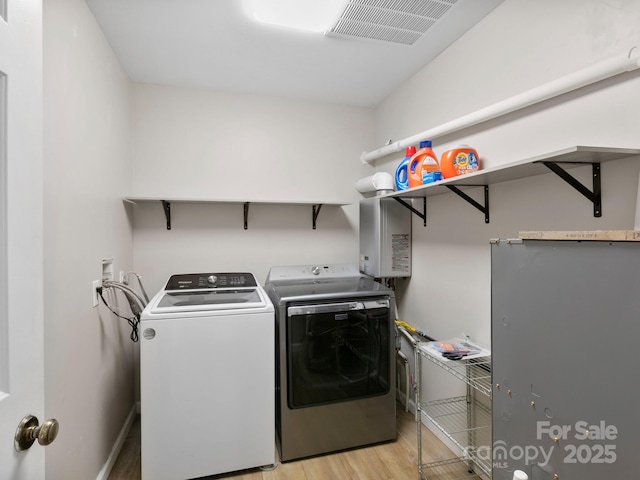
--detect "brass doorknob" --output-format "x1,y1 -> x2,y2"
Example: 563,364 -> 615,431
14,415 -> 59,451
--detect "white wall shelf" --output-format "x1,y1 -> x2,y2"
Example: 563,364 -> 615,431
123,197 -> 350,230
382,146 -> 640,226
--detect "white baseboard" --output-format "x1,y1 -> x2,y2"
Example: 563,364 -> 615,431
396,388 -> 416,417
96,404 -> 138,480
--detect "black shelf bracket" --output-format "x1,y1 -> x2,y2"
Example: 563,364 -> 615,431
445,185 -> 490,223
393,197 -> 427,227
161,200 -> 171,230
244,202 -> 250,230
542,161 -> 601,217
312,204 -> 323,230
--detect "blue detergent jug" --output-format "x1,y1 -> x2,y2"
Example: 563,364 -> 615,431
395,146 -> 416,191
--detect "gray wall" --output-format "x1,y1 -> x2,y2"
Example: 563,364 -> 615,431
43,0 -> 135,478
129,84 -> 375,295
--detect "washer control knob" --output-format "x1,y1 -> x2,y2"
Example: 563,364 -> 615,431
207,275 -> 218,286
311,266 -> 321,275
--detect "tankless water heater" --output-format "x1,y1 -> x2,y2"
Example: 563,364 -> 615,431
359,197 -> 411,278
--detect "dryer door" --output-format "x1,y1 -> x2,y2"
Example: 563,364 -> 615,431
286,299 -> 391,408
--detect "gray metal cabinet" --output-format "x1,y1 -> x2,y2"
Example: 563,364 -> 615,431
491,238 -> 640,479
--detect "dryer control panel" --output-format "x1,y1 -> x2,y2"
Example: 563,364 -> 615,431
266,264 -> 361,282
165,273 -> 257,290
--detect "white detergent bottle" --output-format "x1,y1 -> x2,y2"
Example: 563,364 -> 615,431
513,470 -> 528,480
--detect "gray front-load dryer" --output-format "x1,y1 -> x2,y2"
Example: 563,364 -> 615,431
265,264 -> 396,462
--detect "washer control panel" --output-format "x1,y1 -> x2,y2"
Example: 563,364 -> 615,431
165,273 -> 257,290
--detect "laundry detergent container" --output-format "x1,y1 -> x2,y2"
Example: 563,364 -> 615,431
440,146 -> 480,179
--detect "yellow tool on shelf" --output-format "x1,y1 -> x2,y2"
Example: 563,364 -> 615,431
394,320 -> 433,340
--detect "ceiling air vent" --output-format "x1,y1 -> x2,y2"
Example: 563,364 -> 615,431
326,0 -> 459,45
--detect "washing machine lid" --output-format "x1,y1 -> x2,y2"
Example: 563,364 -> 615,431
146,272 -> 270,314
157,288 -> 262,308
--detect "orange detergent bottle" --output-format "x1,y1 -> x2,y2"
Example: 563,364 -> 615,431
440,145 -> 480,179
408,140 -> 442,188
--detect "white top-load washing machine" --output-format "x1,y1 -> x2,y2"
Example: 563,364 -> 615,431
140,272 -> 275,480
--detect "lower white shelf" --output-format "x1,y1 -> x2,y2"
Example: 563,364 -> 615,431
419,457 -> 485,480
420,396 -> 492,478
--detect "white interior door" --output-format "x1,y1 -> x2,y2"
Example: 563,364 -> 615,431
0,0 -> 46,478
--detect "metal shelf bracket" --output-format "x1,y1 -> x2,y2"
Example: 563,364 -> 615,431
244,202 -> 250,230
445,185 -> 490,223
161,200 -> 171,230
393,197 -> 427,227
542,161 -> 602,217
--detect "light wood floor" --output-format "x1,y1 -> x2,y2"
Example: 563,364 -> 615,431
107,404 -> 481,480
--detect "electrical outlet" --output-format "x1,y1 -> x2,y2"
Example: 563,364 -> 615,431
102,258 -> 114,283
92,280 -> 101,308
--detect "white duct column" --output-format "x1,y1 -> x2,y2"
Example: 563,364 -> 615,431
361,46 -> 640,164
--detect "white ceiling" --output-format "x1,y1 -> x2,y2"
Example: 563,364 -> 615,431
85,0 -> 504,107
